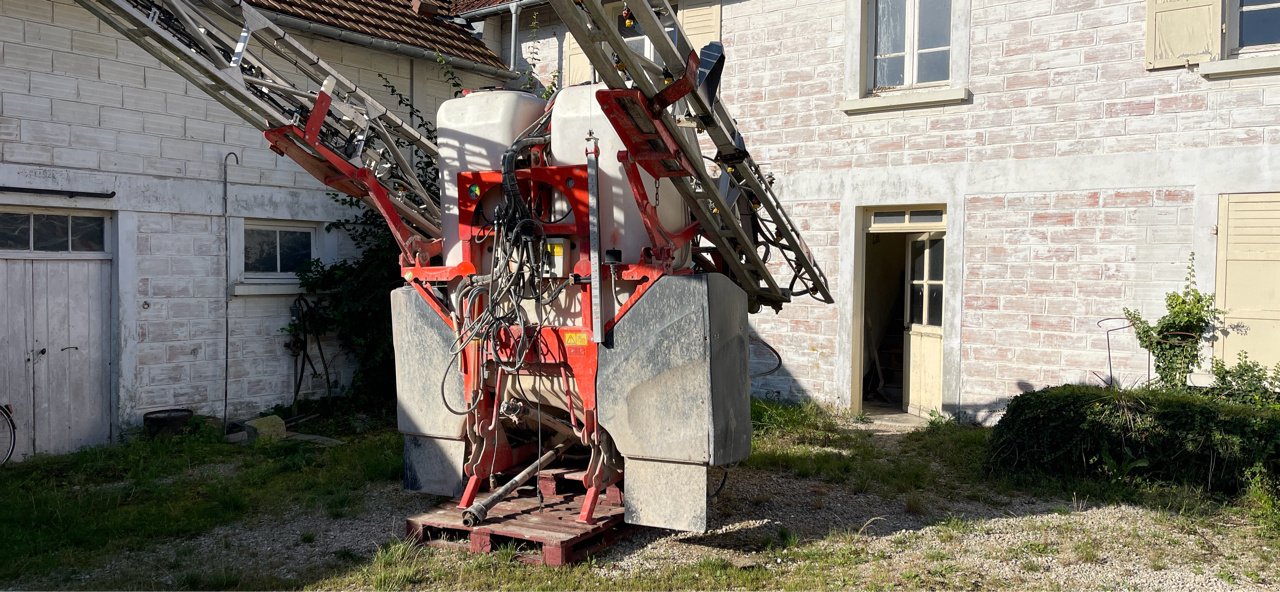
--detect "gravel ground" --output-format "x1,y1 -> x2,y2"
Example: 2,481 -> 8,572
15,483 -> 435,590
14,419 -> 1279,590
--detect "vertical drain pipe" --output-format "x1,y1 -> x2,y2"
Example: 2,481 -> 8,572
221,152 -> 240,435
508,2 -> 521,69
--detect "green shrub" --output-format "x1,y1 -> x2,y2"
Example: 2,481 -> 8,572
1207,352 -> 1280,409
987,384 -> 1280,494
1123,255 -> 1224,389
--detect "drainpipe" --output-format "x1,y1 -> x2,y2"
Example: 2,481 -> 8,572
509,2 -> 522,69
261,10 -> 519,81
221,151 -> 239,435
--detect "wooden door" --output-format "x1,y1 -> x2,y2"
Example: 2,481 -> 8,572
0,259 -> 35,461
0,209 -> 113,459
31,259 -> 113,455
903,232 -> 944,416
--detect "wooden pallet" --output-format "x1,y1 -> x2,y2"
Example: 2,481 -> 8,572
406,473 -> 627,567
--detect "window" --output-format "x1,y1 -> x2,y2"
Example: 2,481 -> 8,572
871,0 -> 952,90
243,224 -> 313,277
841,0 -> 968,115
0,212 -> 106,252
908,235 -> 945,328
1237,0 -> 1280,51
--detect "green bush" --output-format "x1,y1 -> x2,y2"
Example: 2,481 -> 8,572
987,384 -> 1280,494
1207,352 -> 1280,409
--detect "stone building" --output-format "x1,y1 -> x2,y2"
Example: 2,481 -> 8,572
458,0 -> 1280,421
0,0 -> 511,459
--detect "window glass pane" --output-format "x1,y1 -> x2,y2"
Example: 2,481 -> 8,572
928,239 -> 944,281
0,213 -> 30,250
874,56 -> 905,89
911,239 -> 926,281
875,0 -> 906,55
910,284 -> 924,325
918,0 -> 952,49
33,215 -> 68,252
278,230 -> 312,273
70,216 -> 105,252
927,285 -> 943,327
873,210 -> 906,224
910,209 -> 944,223
917,50 -> 950,83
244,229 -> 278,273
1241,8 -> 1280,47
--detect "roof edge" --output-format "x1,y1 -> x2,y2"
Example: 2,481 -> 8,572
456,0 -> 548,20
263,9 -> 519,80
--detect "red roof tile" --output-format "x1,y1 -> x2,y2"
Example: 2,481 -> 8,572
247,0 -> 507,70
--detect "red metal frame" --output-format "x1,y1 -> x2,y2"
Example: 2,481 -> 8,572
263,73 -> 705,524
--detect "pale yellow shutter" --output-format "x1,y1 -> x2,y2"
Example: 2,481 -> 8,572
1215,194 -> 1280,369
563,32 -> 593,86
677,0 -> 722,56
1145,0 -> 1222,69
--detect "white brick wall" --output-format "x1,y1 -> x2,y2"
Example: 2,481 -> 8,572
1,0 -> 503,425
507,0 -> 1280,414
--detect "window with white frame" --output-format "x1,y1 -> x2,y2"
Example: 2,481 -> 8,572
243,223 -> 315,278
870,0 -> 952,91
0,211 -> 107,253
1235,0 -> 1280,53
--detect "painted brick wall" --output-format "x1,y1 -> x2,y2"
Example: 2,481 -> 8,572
719,1 -> 1280,173
0,0 -> 482,186
129,212 -> 350,419
749,200 -> 843,403
2,0 -> 501,426
960,188 -> 1194,410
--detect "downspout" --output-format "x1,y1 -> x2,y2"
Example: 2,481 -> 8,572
221,151 -> 239,435
261,10 -> 519,80
509,2 -> 522,68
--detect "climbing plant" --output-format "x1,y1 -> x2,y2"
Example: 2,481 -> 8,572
1123,254 -> 1225,390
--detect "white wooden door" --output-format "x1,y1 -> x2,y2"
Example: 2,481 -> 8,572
0,260 -> 36,461
0,210 -> 113,459
903,232 -> 944,416
31,259 -> 113,455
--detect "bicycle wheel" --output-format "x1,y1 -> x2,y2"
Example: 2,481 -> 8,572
0,405 -> 14,466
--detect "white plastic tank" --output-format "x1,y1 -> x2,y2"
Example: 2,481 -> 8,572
436,90 -> 547,266
547,84 -> 691,264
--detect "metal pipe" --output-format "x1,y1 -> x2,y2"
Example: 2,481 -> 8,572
508,3 -> 521,68
462,435 -> 571,527
458,0 -> 546,20
260,10 -> 520,80
221,151 -> 240,435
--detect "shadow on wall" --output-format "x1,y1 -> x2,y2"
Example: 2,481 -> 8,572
748,330 -> 814,403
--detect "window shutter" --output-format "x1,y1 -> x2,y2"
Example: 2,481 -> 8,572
677,0 -> 722,56
1145,0 -> 1222,69
563,31 -> 593,86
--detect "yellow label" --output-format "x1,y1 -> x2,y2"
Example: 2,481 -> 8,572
547,243 -> 564,257
563,332 -> 589,347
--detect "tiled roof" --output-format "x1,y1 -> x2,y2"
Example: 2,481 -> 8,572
247,0 -> 507,70
451,0 -> 516,14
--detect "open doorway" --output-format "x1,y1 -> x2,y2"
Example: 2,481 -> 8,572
858,207 -> 947,418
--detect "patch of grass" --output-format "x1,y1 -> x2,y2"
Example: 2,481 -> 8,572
1072,538 -> 1102,564
0,426 -> 403,583
300,531 -> 317,545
